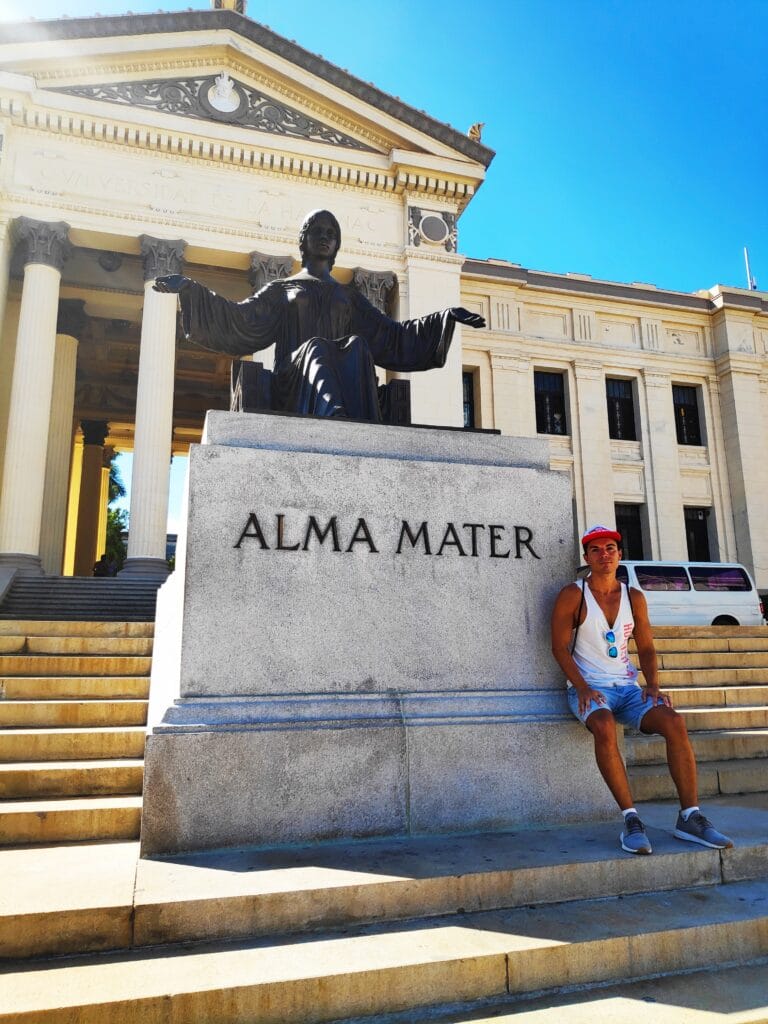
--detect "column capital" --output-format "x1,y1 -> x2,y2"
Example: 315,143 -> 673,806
57,299 -> 88,338
139,236 -> 186,281
573,360 -> 604,380
248,251 -> 293,292
13,217 -> 72,271
81,419 -> 109,446
643,369 -> 671,389
350,268 -> 397,314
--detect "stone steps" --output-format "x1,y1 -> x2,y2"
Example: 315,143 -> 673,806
0,620 -> 151,845
0,675 -> 150,699
0,759 -> 144,798
0,654 -> 152,676
680,705 -> 768,730
664,685 -> 768,708
1,845 -> 767,1022
630,759 -> 768,801
627,728 -> 768,766
0,726 -> 147,762
0,699 -> 148,728
0,635 -> 154,656
0,795 -> 143,845
404,959 -> 768,1024
0,578 -> 162,622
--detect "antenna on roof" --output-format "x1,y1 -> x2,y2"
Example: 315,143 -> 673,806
744,247 -> 758,291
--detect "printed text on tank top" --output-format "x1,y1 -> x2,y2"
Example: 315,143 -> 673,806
569,579 -> 638,688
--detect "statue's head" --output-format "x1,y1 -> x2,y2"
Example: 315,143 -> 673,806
299,209 -> 341,269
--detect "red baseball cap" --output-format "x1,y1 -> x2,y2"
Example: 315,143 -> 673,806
581,524 -> 622,547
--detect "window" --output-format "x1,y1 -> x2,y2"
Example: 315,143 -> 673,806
462,370 -> 476,429
685,506 -> 711,561
615,504 -> 645,559
606,379 -> 636,440
534,371 -> 567,435
689,566 -> 752,592
634,566 -> 691,592
673,385 -> 702,446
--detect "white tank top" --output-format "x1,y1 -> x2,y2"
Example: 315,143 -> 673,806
570,580 -> 639,687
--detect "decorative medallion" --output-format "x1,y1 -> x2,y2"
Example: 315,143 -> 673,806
51,75 -> 375,151
407,207 -> 457,253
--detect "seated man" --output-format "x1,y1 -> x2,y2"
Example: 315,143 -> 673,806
551,524 -> 733,855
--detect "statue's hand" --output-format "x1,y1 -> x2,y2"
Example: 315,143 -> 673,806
448,307 -> 486,330
153,274 -> 191,294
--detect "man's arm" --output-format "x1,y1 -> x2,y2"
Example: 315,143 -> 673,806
631,588 -> 671,707
551,583 -> 608,717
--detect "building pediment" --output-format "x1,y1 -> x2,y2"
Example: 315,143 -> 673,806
47,72 -> 376,152
0,9 -> 494,172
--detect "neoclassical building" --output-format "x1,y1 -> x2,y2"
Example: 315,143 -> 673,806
0,4 -> 766,590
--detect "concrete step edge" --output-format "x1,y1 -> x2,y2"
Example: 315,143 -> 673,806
2,878 -> 768,1021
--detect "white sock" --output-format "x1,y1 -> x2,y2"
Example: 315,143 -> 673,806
622,807 -> 638,819
681,805 -> 699,821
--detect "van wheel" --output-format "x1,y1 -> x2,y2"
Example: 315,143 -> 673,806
712,615 -> 738,626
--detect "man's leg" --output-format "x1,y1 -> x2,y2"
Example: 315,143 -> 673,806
639,706 -> 697,808
586,709 -> 635,809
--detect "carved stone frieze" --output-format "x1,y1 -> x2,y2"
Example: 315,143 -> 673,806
407,207 -> 457,253
13,217 -> 71,270
51,75 -> 374,151
350,268 -> 396,315
56,299 -> 88,338
139,236 -> 186,281
248,251 -> 294,292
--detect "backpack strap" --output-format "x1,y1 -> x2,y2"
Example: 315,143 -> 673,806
570,579 -> 586,655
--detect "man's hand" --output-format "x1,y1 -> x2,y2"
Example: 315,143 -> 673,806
153,274 -> 190,294
447,307 -> 486,329
576,686 -> 608,718
641,686 -> 672,708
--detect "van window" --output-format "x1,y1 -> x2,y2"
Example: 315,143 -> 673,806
635,566 -> 691,592
616,565 -> 629,583
689,566 -> 753,592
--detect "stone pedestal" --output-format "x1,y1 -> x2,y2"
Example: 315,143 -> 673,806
141,412 -> 614,856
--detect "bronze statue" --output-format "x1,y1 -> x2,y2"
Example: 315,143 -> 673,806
155,209 -> 485,422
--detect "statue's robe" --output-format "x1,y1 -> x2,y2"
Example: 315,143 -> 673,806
178,275 -> 456,421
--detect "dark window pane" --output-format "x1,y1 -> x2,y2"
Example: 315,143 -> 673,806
616,565 -> 629,583
615,504 -> 644,559
606,378 -> 636,441
534,371 -> 567,435
462,371 -> 476,429
689,566 -> 751,592
684,506 -> 711,561
673,385 -> 702,446
635,566 -> 691,592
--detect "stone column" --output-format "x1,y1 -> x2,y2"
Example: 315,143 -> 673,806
96,446 -> 115,561
63,435 -> 84,576
489,353 -> 536,437
248,252 -> 293,373
572,360 -> 615,529
121,236 -> 185,578
640,370 -> 687,558
73,420 -> 109,577
39,301 -> 85,575
716,356 -> 768,589
0,218 -> 15,481
0,218 -> 71,575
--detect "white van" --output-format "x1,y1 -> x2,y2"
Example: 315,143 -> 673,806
613,562 -> 764,627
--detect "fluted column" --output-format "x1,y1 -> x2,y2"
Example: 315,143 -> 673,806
39,301 -> 85,575
97,446 -> 115,560
0,218 -> 71,575
0,218 -> 15,481
73,421 -> 109,576
121,236 -> 185,578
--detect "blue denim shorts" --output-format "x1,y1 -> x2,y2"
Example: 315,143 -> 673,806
567,683 -> 655,730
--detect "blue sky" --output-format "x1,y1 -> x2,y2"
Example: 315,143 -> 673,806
2,0 -> 765,530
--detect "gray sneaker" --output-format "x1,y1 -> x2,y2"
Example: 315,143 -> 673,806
620,813 -> 652,855
674,810 -> 733,849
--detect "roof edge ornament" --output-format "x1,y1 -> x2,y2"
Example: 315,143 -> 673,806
212,0 -> 246,12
